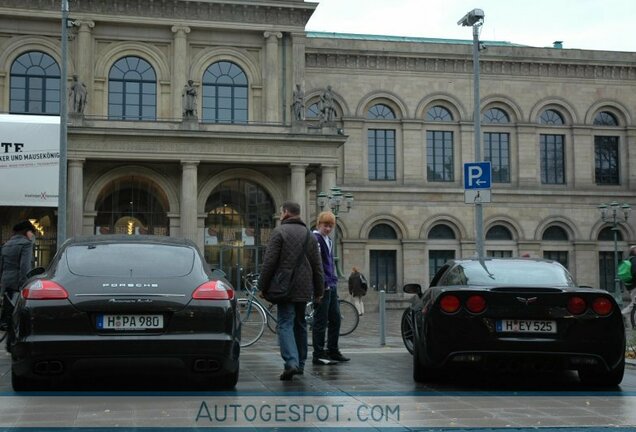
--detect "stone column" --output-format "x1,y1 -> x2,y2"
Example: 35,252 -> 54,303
172,25 -> 191,120
68,159 -> 85,237
290,164 -> 307,217
180,161 -> 199,243
263,32 -> 282,124
321,165 -> 337,192
75,19 -> 95,113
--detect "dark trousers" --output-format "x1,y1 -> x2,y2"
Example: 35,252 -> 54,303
312,288 -> 341,356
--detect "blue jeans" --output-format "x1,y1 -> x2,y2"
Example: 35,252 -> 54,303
312,288 -> 341,356
277,302 -> 308,370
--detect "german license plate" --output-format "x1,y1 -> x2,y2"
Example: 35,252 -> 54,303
496,319 -> 556,334
96,314 -> 163,330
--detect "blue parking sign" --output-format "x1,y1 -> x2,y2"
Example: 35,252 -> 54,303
464,162 -> 491,190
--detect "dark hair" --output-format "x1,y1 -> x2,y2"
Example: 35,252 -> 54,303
12,220 -> 36,235
282,201 -> 301,216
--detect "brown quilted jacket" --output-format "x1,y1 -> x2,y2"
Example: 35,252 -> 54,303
258,217 -> 324,303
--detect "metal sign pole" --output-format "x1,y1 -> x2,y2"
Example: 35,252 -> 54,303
57,0 -> 69,249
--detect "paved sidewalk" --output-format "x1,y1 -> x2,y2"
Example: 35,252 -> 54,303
244,307 -> 407,353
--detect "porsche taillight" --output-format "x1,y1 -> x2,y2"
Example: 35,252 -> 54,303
466,295 -> 486,314
567,296 -> 587,315
591,297 -> 613,316
22,279 -> 69,300
439,294 -> 461,313
192,280 -> 234,300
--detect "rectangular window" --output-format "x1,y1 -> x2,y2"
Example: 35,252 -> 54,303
594,136 -> 619,185
368,129 -> 396,180
370,250 -> 397,292
429,250 -> 455,282
543,250 -> 569,269
599,251 -> 622,292
487,250 -> 513,258
540,134 -> 565,184
484,132 -> 510,183
427,131 -> 454,182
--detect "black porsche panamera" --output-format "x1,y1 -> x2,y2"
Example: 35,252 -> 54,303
9,235 -> 240,390
402,258 -> 625,386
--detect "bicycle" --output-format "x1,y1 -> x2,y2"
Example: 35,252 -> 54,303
236,273 -> 276,347
266,295 -> 360,338
237,273 -> 360,347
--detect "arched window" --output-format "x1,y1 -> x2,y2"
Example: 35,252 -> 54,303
538,109 -> 565,125
94,176 -> 169,236
486,225 -> 513,240
428,224 -> 456,239
10,51 -> 60,114
306,102 -> 321,119
542,225 -> 569,241
367,104 -> 396,120
426,105 -> 453,122
202,61 -> 248,123
482,108 -> 510,124
598,226 -> 622,241
593,111 -> 619,126
108,56 -> 156,120
369,223 -> 397,239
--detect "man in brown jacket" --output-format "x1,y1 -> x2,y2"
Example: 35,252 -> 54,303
258,201 -> 324,380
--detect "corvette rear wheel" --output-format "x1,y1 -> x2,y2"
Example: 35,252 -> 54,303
11,370 -> 43,392
412,345 -> 435,383
578,356 -> 625,387
401,308 -> 414,355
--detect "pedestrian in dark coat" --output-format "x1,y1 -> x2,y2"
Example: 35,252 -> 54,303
348,266 -> 368,315
0,220 -> 36,348
258,201 -> 324,380
0,220 -> 36,293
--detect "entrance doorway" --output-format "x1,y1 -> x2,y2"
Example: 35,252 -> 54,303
203,179 -> 276,289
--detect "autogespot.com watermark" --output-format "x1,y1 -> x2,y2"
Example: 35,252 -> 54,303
195,401 -> 400,426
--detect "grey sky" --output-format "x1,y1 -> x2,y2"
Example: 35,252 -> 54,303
305,0 -> 635,52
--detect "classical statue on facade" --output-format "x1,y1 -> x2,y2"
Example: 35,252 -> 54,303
319,85 -> 337,124
292,84 -> 305,121
182,79 -> 198,119
69,74 -> 87,114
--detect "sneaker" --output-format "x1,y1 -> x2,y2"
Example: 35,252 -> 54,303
312,355 -> 337,365
328,351 -> 350,362
280,367 -> 298,381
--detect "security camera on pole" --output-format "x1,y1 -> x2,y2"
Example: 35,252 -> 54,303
459,8 -> 488,260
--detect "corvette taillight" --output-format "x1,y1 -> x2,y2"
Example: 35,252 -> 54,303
567,296 -> 587,315
439,294 -> 461,313
192,280 -> 234,300
466,295 -> 486,313
591,297 -> 613,316
22,279 -> 69,300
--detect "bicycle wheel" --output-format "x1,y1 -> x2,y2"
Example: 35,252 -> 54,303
267,304 -> 278,334
630,303 -> 636,330
237,298 -> 266,347
338,299 -> 359,336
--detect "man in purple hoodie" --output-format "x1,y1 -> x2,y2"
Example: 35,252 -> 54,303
312,211 -> 350,365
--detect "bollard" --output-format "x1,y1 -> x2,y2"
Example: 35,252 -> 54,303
379,289 -> 386,346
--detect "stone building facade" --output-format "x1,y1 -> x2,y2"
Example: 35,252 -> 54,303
0,0 -> 635,298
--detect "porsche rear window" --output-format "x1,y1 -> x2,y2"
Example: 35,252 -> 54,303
66,243 -> 196,277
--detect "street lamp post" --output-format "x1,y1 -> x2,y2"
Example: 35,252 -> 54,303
598,201 -> 631,306
458,8 -> 485,259
317,186 -> 354,278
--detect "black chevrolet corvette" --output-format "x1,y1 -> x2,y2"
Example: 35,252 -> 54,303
10,235 -> 240,390
402,258 -> 625,386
